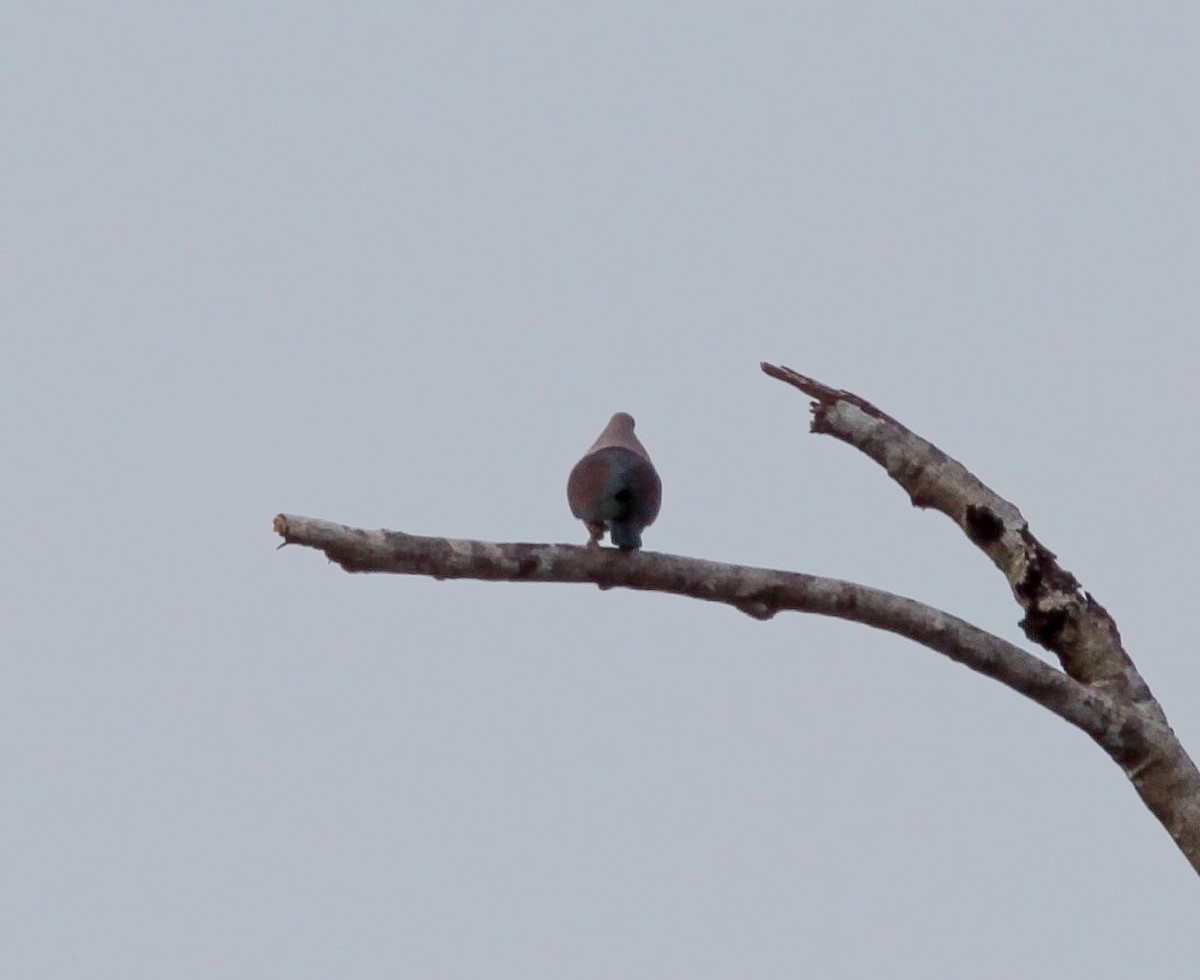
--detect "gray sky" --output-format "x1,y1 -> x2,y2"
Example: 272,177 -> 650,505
5,3 -> 1199,976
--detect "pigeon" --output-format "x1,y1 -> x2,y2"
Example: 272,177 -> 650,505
567,412 -> 661,550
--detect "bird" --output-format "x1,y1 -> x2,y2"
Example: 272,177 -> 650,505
567,412 -> 661,550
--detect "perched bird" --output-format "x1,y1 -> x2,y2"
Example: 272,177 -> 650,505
567,412 -> 662,550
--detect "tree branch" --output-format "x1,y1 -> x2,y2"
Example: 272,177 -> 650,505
760,362 -> 1154,709
760,362 -> 1200,875
273,366 -> 1200,876
273,514 -> 1117,740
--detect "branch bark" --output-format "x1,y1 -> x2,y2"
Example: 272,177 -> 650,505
273,366 -> 1200,876
760,363 -> 1155,709
760,362 -> 1200,875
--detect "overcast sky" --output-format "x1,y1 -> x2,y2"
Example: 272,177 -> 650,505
4,3 -> 1199,976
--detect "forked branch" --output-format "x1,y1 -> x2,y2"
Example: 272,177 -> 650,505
274,366 -> 1200,875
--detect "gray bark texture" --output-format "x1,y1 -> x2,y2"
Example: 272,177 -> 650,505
273,363 -> 1200,876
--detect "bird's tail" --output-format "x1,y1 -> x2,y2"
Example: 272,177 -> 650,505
609,520 -> 643,551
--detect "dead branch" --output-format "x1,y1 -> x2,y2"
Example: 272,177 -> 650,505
273,366 -> 1200,876
273,514 -> 1118,737
761,362 -> 1200,875
760,363 -> 1153,705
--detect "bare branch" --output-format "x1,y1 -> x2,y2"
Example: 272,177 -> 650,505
761,362 -> 1153,710
760,362 -> 1200,874
274,514 -> 1117,737
272,367 -> 1200,874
